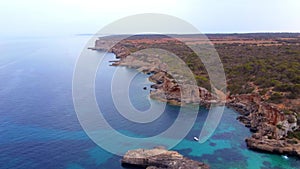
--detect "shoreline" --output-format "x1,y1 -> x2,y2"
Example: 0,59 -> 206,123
110,49 -> 300,158
92,35 -> 300,158
227,94 -> 300,157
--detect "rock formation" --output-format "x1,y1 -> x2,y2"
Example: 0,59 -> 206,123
103,46 -> 221,106
227,94 -> 300,157
121,147 -> 209,169
93,36 -> 300,158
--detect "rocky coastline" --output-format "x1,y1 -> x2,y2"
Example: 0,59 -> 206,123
97,42 -> 222,107
227,94 -> 300,157
92,37 -> 300,158
121,147 -> 210,169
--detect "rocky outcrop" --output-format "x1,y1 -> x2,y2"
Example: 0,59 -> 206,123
93,37 -> 226,106
93,37 -> 300,158
121,147 -> 209,169
108,52 -> 220,106
245,137 -> 300,156
91,39 -> 131,59
149,71 -> 216,106
227,94 -> 300,157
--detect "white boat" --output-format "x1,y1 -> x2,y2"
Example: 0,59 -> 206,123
194,137 -> 199,141
282,155 -> 288,159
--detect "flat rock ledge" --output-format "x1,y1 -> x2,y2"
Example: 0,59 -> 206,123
121,147 -> 209,169
246,137 -> 300,156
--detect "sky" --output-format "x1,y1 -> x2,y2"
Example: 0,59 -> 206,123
0,0 -> 300,37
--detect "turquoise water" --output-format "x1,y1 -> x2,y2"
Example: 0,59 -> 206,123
0,36 -> 299,169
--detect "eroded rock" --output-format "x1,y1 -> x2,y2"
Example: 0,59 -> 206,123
121,148 -> 210,169
227,94 -> 300,157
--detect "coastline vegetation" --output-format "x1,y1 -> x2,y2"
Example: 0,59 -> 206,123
109,34 -> 300,113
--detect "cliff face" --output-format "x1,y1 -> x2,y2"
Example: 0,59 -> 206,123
108,47 -> 221,106
149,71 -> 215,106
227,94 -> 300,156
93,36 -> 300,158
121,147 -> 210,169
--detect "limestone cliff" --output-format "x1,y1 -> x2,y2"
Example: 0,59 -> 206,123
227,94 -> 300,157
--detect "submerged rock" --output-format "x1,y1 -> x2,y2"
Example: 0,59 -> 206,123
121,147 -> 210,169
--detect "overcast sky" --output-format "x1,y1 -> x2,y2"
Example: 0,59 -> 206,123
1,0 -> 300,37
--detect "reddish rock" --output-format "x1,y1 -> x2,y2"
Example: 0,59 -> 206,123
93,37 -> 300,158
228,94 -> 299,157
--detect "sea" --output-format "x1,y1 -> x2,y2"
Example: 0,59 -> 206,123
0,35 -> 299,169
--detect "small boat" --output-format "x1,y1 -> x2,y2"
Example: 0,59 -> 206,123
282,155 -> 288,159
194,137 -> 199,141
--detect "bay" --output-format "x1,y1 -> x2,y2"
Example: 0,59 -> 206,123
0,36 -> 299,169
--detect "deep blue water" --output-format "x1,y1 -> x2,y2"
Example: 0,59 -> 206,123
0,36 -> 299,169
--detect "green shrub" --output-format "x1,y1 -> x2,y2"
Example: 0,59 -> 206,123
276,124 -> 283,129
288,131 -> 300,140
269,92 -> 283,103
